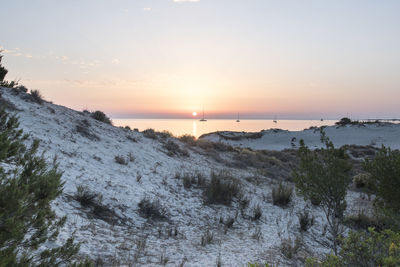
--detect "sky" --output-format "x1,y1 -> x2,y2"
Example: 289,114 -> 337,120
1,0 -> 399,119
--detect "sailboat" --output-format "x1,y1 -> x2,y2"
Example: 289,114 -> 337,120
236,112 -> 240,122
273,115 -> 277,123
199,107 -> 207,122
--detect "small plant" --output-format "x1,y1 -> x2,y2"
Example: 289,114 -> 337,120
114,155 -> 128,165
252,227 -> 262,241
353,173 -> 373,189
204,171 -> 240,205
280,236 -> 302,259
30,89 -> 43,104
297,209 -> 314,232
163,140 -> 189,157
252,204 -> 262,221
272,183 -> 293,206
143,128 -> 157,139
200,230 -> 214,246
74,185 -> 102,207
138,197 -> 167,220
91,110 -> 112,124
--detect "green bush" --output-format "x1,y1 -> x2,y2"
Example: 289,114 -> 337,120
307,228 -> 400,267
0,109 -> 81,266
353,173 -> 373,189
364,146 -> 400,229
293,131 -> 352,254
91,110 -> 112,124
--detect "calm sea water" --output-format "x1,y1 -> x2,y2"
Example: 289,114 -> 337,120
112,119 -> 337,138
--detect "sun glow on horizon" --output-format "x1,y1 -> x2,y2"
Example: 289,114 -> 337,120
192,111 -> 197,117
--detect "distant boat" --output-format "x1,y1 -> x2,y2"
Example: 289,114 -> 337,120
273,115 -> 277,123
321,118 -> 324,121
236,112 -> 240,122
200,107 -> 207,122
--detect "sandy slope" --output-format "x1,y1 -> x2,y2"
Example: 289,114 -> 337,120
0,87 -> 375,266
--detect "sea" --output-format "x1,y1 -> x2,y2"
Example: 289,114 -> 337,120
112,119 -> 337,138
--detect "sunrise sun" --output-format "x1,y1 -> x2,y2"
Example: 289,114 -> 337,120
192,112 -> 197,117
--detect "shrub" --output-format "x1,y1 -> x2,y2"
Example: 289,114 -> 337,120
307,228 -> 400,267
353,173 -> 373,190
91,110 -> 112,124
293,131 -> 352,254
163,140 -> 189,157
143,128 -> 157,139
297,209 -> 314,232
344,210 -> 382,231
114,155 -> 127,165
157,130 -> 173,140
252,204 -> 262,221
178,134 -> 197,146
364,146 -> 400,229
0,109 -> 81,265
335,117 -> 352,126
204,171 -> 240,205
138,197 -> 167,220
272,183 -> 293,206
280,236 -> 302,259
74,185 -> 102,207
0,53 -> 8,82
30,89 -> 43,104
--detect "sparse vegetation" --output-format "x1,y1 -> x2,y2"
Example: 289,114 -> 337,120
204,171 -> 241,205
138,197 -> 167,220
91,110 -> 112,124
272,183 -> 293,206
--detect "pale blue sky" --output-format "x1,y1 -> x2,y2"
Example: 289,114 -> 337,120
1,0 -> 399,119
